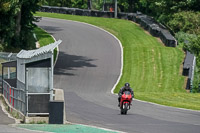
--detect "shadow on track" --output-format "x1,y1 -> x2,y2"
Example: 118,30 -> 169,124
39,25 -> 63,35
54,51 -> 97,76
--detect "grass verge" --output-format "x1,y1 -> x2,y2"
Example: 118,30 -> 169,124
33,26 -> 57,61
33,27 -> 55,47
34,12 -> 200,110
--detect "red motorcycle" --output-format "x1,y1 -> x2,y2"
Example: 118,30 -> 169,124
120,91 -> 132,115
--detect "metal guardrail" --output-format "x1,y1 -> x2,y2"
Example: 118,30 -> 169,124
191,56 -> 196,89
3,80 -> 26,114
182,51 -> 196,90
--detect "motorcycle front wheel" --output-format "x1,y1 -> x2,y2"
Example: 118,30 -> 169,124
120,103 -> 128,115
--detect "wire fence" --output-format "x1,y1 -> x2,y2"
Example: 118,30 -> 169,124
0,52 -> 17,61
0,52 -> 25,114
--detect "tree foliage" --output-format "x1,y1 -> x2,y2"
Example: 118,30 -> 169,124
184,35 -> 200,59
0,0 -> 40,52
168,11 -> 200,35
41,0 -> 88,9
0,0 -> 199,52
0,0 -> 19,50
18,0 -> 40,49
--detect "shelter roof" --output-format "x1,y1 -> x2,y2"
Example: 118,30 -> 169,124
17,40 -> 62,59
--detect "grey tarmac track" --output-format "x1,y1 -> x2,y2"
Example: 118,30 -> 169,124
37,17 -> 200,133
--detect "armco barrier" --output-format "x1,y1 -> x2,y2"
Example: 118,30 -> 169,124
39,6 -> 177,47
82,9 -> 91,16
118,12 -> 128,19
127,13 -> 135,20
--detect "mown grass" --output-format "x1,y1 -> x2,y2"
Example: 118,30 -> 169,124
35,12 -> 200,110
33,27 -> 57,61
33,27 -> 55,46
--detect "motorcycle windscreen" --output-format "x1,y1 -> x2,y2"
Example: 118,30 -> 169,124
123,91 -> 131,95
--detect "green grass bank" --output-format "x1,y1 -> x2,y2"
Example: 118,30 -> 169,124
34,27 -> 55,47
33,27 -> 57,61
35,12 -> 200,110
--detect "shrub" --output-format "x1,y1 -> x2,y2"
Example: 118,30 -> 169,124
168,11 -> 200,34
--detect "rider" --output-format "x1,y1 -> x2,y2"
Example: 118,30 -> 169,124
118,83 -> 134,107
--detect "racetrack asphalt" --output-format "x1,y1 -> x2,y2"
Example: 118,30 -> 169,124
37,17 -> 200,133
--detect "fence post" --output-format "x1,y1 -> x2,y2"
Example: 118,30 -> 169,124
114,0 -> 117,18
1,65 -> 3,94
12,88 -> 14,107
25,68 -> 29,116
50,51 -> 54,101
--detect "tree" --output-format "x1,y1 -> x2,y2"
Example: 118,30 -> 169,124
18,0 -> 40,49
0,0 -> 40,51
184,35 -> 200,58
71,0 -> 87,9
129,0 -> 199,24
118,0 -> 139,12
0,0 -> 19,50
88,0 -> 91,9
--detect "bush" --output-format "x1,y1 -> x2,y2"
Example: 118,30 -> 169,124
175,32 -> 196,48
168,11 -> 200,34
192,65 -> 200,93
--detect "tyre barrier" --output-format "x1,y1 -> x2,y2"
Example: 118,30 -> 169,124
39,6 -> 177,47
183,51 -> 195,90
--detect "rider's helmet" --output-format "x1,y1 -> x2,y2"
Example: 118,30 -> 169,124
124,83 -> 130,87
